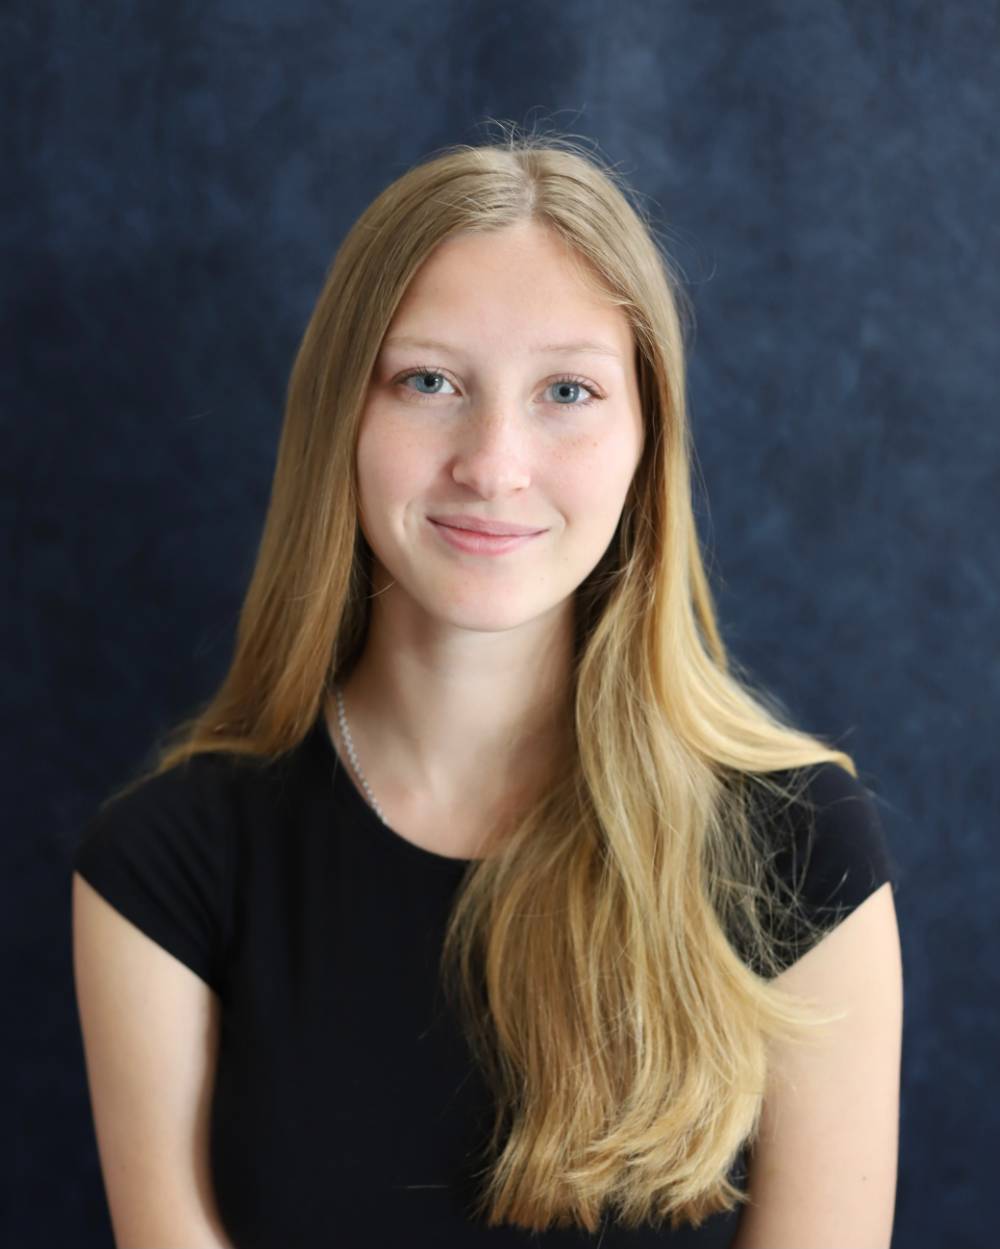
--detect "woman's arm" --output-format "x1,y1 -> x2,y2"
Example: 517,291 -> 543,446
731,881 -> 903,1249
72,872 -> 236,1249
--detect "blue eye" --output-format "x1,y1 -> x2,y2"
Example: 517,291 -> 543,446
401,370 -> 456,397
545,379 -> 596,407
396,367 -> 602,410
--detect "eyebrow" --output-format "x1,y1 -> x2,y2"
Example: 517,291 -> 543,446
383,334 -> 622,361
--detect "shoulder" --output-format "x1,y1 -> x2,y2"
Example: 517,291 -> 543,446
80,743 -> 296,839
736,761 -> 899,977
70,737 -> 316,995
767,761 -> 897,905
70,750 -> 260,992
76,751 -> 242,852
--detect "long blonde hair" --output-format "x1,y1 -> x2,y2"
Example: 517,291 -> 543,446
109,122 -> 861,1234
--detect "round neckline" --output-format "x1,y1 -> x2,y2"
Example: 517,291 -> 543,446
308,708 -> 477,871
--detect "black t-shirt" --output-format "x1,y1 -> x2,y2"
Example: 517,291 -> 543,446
71,710 -> 896,1249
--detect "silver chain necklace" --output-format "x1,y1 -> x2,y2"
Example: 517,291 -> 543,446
333,684 -> 387,825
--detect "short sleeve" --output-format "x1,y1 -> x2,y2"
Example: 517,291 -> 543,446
752,762 -> 899,976
71,757 -> 233,995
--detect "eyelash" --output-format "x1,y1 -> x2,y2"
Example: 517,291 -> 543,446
395,365 -> 603,411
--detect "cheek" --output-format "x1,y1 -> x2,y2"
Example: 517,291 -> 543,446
554,431 -> 641,522
356,414 -> 430,512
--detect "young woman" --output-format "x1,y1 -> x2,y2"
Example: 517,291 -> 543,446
71,128 -> 902,1248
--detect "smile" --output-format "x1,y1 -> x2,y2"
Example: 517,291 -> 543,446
428,519 -> 545,557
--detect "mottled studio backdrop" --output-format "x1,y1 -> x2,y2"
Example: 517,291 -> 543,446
4,2 -> 997,1247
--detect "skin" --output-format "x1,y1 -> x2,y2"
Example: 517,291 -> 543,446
325,218 -> 644,858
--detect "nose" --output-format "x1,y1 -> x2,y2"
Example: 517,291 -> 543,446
448,409 -> 532,498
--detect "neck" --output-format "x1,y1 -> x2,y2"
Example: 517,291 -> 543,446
332,600 -> 575,814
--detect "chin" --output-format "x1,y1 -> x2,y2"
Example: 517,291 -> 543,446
412,586 -> 559,634
432,604 -> 546,633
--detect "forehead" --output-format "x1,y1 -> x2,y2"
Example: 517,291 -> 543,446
384,221 -> 633,358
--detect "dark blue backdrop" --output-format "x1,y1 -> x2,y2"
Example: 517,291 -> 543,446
5,3 -> 997,1247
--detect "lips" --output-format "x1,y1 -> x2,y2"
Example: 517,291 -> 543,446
428,515 -> 546,536
428,518 -> 545,556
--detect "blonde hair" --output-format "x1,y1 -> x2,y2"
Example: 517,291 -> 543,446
109,121 -> 861,1234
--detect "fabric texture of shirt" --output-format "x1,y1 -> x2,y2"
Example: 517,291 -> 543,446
71,709 -> 897,1248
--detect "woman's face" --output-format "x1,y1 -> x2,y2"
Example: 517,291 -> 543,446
355,219 -> 645,635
